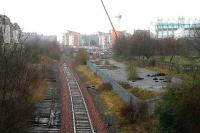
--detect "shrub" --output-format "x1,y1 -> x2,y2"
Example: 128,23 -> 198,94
119,81 -> 131,89
155,83 -> 200,133
149,59 -> 156,66
130,87 -> 161,100
127,62 -> 139,80
75,48 -> 88,65
99,82 -> 112,92
120,100 -> 148,123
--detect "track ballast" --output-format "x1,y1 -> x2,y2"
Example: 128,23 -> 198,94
63,63 -> 95,133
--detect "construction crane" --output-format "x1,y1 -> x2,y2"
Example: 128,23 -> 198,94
100,0 -> 118,39
115,13 -> 122,30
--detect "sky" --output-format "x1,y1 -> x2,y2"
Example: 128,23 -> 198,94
0,0 -> 200,40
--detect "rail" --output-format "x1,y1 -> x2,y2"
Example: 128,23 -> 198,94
63,63 -> 95,133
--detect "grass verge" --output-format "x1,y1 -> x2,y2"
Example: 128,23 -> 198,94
76,64 -> 159,133
30,80 -> 50,104
119,82 -> 161,100
76,65 -> 103,89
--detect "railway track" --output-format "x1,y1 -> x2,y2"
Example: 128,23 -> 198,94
63,63 -> 95,133
28,68 -> 61,133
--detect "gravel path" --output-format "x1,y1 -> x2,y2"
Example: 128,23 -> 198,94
59,62 -> 73,133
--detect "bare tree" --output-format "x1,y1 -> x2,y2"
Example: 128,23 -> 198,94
187,24 -> 200,53
159,38 -> 181,63
113,31 -> 156,60
0,16 -> 42,132
113,36 -> 129,57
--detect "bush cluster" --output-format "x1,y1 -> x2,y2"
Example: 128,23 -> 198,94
0,38 -> 60,132
99,82 -> 112,92
75,48 -> 88,65
120,100 -> 148,123
156,83 -> 200,133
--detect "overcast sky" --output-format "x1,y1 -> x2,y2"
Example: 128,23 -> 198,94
0,0 -> 200,39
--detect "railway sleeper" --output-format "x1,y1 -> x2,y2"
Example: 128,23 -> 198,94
76,129 -> 93,133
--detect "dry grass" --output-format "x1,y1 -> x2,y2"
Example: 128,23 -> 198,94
129,87 -> 161,100
149,66 -> 193,81
120,117 -> 159,133
30,80 -> 50,104
99,83 -> 112,92
40,56 -> 56,65
100,91 -> 124,117
76,65 -> 103,89
76,64 -> 159,132
76,65 -> 124,117
100,84 -> 158,133
120,82 -> 161,100
30,56 -> 58,104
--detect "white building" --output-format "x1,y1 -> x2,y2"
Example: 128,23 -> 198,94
0,15 -> 21,44
39,35 -> 57,42
154,17 -> 200,39
98,32 -> 111,49
22,32 -> 38,41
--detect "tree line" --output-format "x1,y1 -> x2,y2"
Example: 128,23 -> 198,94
113,30 -> 200,133
113,31 -> 200,63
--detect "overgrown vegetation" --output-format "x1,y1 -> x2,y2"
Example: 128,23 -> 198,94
0,36 -> 60,132
99,82 -> 112,92
119,82 -> 161,100
76,65 -> 103,88
127,62 -> 139,80
130,88 -> 161,100
113,30 -> 200,133
156,82 -> 200,133
76,63 -> 159,133
113,34 -> 195,63
75,48 -> 88,65
25,39 -> 60,63
120,100 -> 148,123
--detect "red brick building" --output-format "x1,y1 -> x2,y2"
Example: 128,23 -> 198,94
111,30 -> 130,47
63,30 -> 80,47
